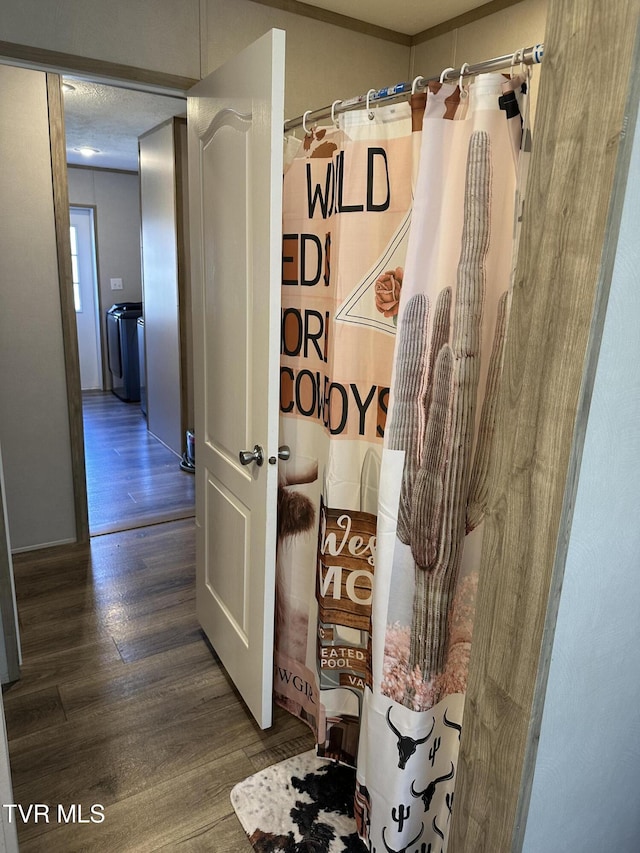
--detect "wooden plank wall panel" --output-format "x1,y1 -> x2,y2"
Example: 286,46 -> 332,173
450,1 -> 640,851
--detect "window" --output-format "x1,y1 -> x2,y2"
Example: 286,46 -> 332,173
70,224 -> 81,312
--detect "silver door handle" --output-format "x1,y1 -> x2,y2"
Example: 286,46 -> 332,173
268,445 -> 291,465
239,445 -> 264,466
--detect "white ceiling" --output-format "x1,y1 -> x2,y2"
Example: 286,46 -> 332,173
63,0 -> 491,171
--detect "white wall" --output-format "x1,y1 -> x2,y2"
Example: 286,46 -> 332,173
67,167 -> 143,387
522,102 -> 640,852
0,65 -> 77,551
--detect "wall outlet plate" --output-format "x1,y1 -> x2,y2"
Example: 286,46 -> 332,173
110,278 -> 123,290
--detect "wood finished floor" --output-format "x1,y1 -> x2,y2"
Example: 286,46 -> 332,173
4,519 -> 315,851
83,391 -> 195,536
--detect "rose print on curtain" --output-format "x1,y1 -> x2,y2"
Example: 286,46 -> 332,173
275,103 -> 415,766
356,74 -> 525,853
375,268 -> 403,322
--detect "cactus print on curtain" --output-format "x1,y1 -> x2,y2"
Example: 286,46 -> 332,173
275,103 -> 415,766
355,75 -> 525,852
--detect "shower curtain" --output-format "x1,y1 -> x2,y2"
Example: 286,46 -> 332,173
275,102 -> 415,765
355,74 -> 525,853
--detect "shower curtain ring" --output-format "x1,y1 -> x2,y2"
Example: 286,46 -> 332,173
439,66 -> 455,84
302,110 -> 312,134
411,75 -> 423,94
458,62 -> 470,97
366,88 -> 376,120
331,100 -> 342,127
510,47 -> 526,79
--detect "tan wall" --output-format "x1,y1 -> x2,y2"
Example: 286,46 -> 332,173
0,65 -> 76,551
203,0 -> 411,122
412,0 -> 548,124
1,0 -> 547,126
2,0 -> 412,114
0,0 -> 201,79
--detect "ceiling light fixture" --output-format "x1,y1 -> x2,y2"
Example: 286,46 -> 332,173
74,146 -> 101,157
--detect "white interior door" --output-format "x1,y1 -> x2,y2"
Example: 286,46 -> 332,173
188,29 -> 285,728
70,207 -> 102,390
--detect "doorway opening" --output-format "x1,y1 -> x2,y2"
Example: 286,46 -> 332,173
63,81 -> 194,537
70,206 -> 102,391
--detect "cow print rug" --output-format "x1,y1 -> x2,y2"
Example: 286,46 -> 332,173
230,750 -> 367,852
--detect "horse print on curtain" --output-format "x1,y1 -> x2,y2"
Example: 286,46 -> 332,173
356,74 -> 526,853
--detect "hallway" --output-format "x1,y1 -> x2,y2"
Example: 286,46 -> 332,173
3,519 -> 314,851
83,391 -> 195,536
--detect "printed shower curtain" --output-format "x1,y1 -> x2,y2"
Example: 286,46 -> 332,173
275,103 -> 415,765
354,74 -> 524,852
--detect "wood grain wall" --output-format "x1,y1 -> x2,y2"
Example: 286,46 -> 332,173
47,74 -> 89,544
450,1 -> 640,850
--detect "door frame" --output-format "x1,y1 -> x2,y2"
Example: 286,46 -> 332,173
47,73 -> 89,544
70,204 -> 104,391
2,9 -> 639,847
36,63 -> 192,545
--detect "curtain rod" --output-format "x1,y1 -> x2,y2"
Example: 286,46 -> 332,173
284,43 -> 544,131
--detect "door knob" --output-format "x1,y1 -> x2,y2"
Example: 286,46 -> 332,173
268,445 -> 291,465
239,445 -> 264,466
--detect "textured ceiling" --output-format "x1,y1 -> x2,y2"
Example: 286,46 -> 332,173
64,79 -> 186,172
